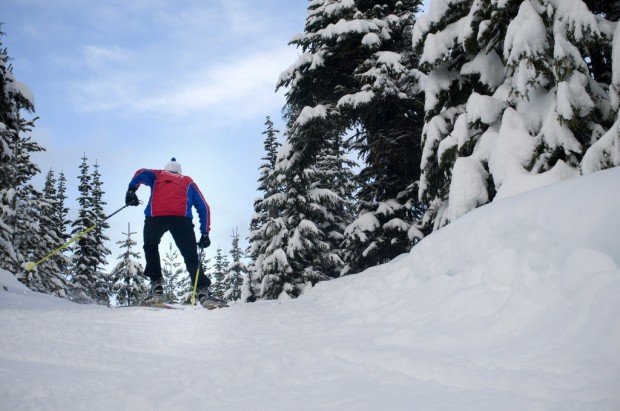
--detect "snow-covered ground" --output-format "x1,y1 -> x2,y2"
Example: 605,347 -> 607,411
2,168 -> 620,410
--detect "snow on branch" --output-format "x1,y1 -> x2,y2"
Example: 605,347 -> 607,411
296,104 -> 328,126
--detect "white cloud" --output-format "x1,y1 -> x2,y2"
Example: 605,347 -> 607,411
82,45 -> 132,68
69,46 -> 297,120
131,47 -> 296,117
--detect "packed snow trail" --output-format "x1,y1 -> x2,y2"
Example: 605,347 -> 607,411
2,168 -> 620,410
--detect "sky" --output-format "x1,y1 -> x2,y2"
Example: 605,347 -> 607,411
0,0 -> 309,268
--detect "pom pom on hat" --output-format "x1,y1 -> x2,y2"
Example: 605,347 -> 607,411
164,157 -> 182,174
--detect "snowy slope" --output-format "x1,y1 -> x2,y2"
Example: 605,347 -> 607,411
2,168 -> 620,410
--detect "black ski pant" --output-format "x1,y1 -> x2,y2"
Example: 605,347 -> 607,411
143,216 -> 210,289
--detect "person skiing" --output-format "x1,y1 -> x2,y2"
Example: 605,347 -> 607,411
125,158 -> 215,307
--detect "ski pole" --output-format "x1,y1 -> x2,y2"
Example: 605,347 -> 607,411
23,205 -> 129,271
190,246 -> 205,306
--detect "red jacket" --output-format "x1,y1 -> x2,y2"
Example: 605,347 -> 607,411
129,169 -> 211,233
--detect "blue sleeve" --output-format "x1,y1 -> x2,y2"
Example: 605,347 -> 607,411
128,169 -> 156,190
189,183 -> 210,234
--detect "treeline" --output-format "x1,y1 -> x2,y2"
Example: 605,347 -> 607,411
244,0 -> 620,301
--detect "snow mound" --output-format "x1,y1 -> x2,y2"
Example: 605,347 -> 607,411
0,269 -> 76,310
306,167 -> 620,406
1,168 -> 619,410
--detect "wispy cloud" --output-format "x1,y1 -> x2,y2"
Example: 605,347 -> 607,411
68,46 -> 296,119
57,1 -> 300,120
82,45 -> 132,68
131,47 -> 296,117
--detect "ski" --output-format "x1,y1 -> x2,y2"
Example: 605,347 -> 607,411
200,298 -> 229,310
139,302 -> 177,309
110,302 -> 178,310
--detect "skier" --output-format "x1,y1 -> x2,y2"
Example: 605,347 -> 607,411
125,158 -> 215,307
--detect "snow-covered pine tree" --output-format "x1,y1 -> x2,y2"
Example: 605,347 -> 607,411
277,0 -> 360,169
56,171 -> 69,240
582,1 -> 620,172
271,0 -> 381,296
223,228 -> 248,302
110,223 -> 147,306
9,129 -> 44,280
0,29 -> 21,269
277,0 -> 427,280
252,146 -> 293,299
25,169 -> 70,297
54,171 -> 70,274
210,246 -> 228,299
338,0 -> 426,275
69,154 -> 99,303
162,243 -> 190,304
311,135 -> 356,277
89,161 -> 111,304
246,116 -> 285,301
0,28 -> 42,274
413,0 -> 618,230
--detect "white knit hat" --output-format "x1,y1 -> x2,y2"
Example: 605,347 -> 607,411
164,157 -> 182,174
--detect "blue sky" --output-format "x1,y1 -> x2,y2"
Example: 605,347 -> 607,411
1,0 -> 308,267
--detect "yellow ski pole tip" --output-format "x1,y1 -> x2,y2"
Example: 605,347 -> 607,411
22,262 -> 37,271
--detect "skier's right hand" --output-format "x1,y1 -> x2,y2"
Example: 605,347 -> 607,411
125,188 -> 139,206
198,233 -> 211,249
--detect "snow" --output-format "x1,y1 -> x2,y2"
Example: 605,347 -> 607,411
466,93 -> 504,125
361,32 -> 381,47
2,169 -> 620,409
460,51 -> 505,91
550,0 -> 600,42
556,73 -> 595,120
582,119 -> 620,173
8,81 -> 35,108
317,19 -> 380,40
420,18 -> 467,65
0,168 -> 620,410
495,159 -> 578,200
423,65 -> 459,112
344,212 -> 380,239
323,0 -> 355,17
489,108 -> 536,189
295,104 -> 328,126
447,156 -> 489,221
504,1 -> 548,65
612,21 -> 620,111
337,90 -> 374,108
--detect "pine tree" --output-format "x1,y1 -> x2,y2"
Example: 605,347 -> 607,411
315,136 -> 356,276
413,0 -> 618,230
56,171 -> 69,240
110,223 -> 147,306
162,243 -> 190,304
69,154 -> 99,303
0,29 -> 21,269
247,117 -> 283,301
276,0 -> 426,281
339,0 -> 426,274
223,229 -> 248,302
210,247 -> 228,299
10,131 -> 44,279
0,28 -> 43,275
253,149 -> 292,299
24,169 -> 70,297
89,161 -> 111,303
54,171 -> 70,274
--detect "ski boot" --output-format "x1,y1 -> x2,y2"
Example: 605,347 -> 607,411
197,286 -> 228,310
143,279 -> 164,306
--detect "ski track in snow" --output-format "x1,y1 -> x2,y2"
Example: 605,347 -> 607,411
2,168 -> 620,410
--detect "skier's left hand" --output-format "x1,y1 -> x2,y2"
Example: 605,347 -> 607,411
198,233 -> 211,249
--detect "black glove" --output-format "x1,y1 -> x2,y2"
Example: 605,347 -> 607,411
198,233 -> 211,249
125,188 -> 139,206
